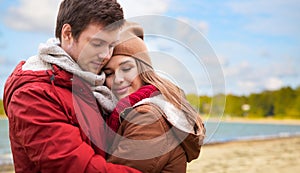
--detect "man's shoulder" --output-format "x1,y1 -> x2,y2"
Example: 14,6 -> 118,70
22,55 -> 52,71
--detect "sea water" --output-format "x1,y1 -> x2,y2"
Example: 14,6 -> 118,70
1,119 -> 300,164
0,118 -> 12,165
204,121 -> 300,144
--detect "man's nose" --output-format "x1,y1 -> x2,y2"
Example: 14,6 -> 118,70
97,46 -> 113,60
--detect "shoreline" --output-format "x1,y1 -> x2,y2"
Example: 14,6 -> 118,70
205,116 -> 300,125
203,134 -> 300,145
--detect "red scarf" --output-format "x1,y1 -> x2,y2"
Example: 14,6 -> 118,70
106,84 -> 159,147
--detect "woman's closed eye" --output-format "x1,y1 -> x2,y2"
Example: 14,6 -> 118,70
104,70 -> 114,77
121,66 -> 132,72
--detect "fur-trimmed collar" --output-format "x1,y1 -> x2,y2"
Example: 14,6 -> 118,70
22,38 -> 117,113
134,94 -> 197,134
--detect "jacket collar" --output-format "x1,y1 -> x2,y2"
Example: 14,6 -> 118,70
134,94 -> 198,135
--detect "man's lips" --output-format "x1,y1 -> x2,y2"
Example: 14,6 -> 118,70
91,61 -> 105,69
91,61 -> 101,66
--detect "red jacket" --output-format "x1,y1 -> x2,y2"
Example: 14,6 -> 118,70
3,61 -> 140,173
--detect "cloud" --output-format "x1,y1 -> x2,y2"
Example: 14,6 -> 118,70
144,35 -> 225,95
3,0 -> 170,33
4,0 -> 61,33
222,60 -> 262,94
0,31 -> 7,49
0,41 -> 5,50
0,56 -> 12,97
224,60 -> 251,78
264,77 -> 283,91
255,55 -> 300,81
213,35 -> 300,95
223,55 -> 299,95
227,0 -> 300,37
0,56 -> 5,64
237,80 -> 258,93
177,17 -> 209,35
146,38 -> 210,94
118,0 -> 170,18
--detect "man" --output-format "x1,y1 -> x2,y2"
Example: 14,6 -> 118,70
3,0 -> 140,172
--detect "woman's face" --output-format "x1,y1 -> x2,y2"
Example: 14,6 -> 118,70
103,55 -> 143,99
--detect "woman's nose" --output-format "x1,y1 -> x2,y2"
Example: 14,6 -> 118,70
114,71 -> 124,84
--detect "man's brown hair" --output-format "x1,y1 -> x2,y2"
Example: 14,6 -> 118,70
55,0 -> 124,41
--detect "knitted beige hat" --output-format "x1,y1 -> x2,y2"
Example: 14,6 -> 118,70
113,22 -> 152,66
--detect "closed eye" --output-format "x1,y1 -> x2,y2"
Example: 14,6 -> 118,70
104,70 -> 114,77
90,38 -> 106,48
122,67 -> 132,72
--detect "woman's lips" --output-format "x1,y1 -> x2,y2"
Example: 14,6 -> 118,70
113,86 -> 129,95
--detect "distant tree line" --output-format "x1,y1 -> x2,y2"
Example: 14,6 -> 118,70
186,86 -> 300,119
0,100 -> 5,117
1,86 -> 299,119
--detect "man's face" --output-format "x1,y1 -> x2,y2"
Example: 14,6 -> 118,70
64,23 -> 120,74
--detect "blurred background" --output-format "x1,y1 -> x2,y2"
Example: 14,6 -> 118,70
0,0 -> 300,172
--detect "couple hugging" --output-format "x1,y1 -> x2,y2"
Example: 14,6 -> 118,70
3,0 -> 205,172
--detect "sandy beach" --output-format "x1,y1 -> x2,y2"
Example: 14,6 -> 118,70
1,137 -> 300,173
187,136 -> 300,173
1,117 -> 300,173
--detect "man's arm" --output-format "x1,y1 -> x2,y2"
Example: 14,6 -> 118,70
8,86 -> 140,173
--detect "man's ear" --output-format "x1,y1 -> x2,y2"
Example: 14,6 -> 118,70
61,24 -> 73,45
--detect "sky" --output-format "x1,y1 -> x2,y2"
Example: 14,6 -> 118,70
0,0 -> 300,97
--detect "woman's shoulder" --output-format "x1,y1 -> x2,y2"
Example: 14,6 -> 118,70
131,95 -> 196,134
120,102 -> 166,128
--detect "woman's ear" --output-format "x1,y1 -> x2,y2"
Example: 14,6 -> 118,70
61,24 -> 73,45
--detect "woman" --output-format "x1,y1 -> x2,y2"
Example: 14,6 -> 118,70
104,22 -> 205,173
